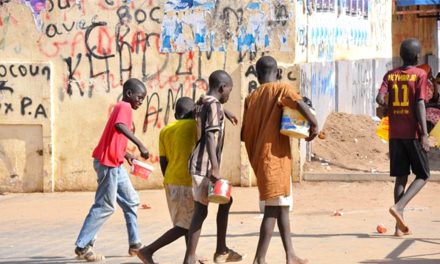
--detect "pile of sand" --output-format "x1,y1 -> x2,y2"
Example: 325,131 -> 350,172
305,112 -> 389,173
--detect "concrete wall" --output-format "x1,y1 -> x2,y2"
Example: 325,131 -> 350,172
295,0 -> 392,132
0,0 -> 392,192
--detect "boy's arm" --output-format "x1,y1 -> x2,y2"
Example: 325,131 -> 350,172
416,100 -> 430,152
377,74 -> 389,106
415,73 -> 430,152
376,93 -> 386,106
159,156 -> 168,176
224,108 -> 238,126
241,99 -> 248,142
206,130 -> 220,182
115,123 -> 150,159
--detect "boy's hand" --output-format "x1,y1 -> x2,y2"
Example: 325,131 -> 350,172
421,134 -> 430,152
125,153 -> 135,166
306,124 -> 318,142
139,146 -> 150,159
210,167 -> 221,183
225,110 -> 238,126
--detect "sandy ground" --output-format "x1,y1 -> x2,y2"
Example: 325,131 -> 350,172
0,182 -> 439,264
305,112 -> 390,174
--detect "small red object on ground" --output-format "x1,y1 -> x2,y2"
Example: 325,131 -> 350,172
376,224 -> 387,233
141,203 -> 151,209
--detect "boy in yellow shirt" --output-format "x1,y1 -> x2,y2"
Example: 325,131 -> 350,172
138,97 -> 197,264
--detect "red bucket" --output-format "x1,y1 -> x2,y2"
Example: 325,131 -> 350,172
131,160 -> 154,180
208,179 -> 231,204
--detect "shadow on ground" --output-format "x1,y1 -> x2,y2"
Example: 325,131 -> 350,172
201,232 -> 372,238
360,258 -> 440,264
0,256 -> 78,264
361,238 -> 440,264
0,256 -> 139,264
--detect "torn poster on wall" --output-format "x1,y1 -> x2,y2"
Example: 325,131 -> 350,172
236,11 -> 269,52
21,0 -> 45,31
161,1 -> 294,53
164,0 -> 216,12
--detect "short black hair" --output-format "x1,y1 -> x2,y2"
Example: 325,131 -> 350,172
208,70 -> 232,91
400,38 -> 421,63
256,56 -> 278,77
175,97 -> 195,119
123,78 -> 146,94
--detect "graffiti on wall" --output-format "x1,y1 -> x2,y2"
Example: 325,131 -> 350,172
0,63 -> 50,120
8,1 -> 295,133
244,62 -> 298,95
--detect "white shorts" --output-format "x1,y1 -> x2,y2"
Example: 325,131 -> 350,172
191,175 -> 210,206
264,195 -> 292,207
165,184 -> 194,229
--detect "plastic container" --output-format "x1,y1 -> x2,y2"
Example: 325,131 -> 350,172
376,117 -> 389,141
131,160 -> 154,180
280,107 -> 315,138
208,179 -> 231,204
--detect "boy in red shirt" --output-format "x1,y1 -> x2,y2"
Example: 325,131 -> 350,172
74,78 -> 149,261
376,38 -> 430,236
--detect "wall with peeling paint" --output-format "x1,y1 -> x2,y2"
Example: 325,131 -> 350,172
0,0 -> 392,192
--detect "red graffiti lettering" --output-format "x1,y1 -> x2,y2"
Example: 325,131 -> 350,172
97,26 -> 114,55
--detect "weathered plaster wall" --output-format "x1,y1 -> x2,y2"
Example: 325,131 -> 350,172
0,0 -> 392,192
0,1 -> 299,191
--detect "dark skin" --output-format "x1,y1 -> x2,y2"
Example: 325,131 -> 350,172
115,85 -> 149,163
253,58 -> 312,264
137,111 -> 192,264
183,73 -> 234,264
138,100 -> 236,264
376,39 -> 429,236
196,97 -> 239,125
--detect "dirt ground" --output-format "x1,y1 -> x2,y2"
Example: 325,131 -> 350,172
1,182 -> 439,264
305,112 -> 390,173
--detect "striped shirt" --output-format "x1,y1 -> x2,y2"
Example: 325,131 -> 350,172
189,95 -> 225,177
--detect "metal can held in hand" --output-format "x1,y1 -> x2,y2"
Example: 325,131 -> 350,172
208,179 -> 232,204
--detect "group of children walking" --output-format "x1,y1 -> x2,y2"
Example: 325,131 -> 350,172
73,38 -> 431,264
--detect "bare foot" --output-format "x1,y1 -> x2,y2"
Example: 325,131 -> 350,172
389,206 -> 409,233
253,259 -> 267,264
137,247 -> 155,264
288,256 -> 309,264
394,226 -> 413,237
184,256 -> 198,264
196,255 -> 208,264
